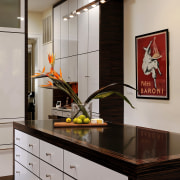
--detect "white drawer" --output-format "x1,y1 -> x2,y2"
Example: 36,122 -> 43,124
15,161 -> 39,180
15,145 -> 39,177
64,174 -> 75,180
64,150 -> 128,180
62,111 -> 71,118
40,160 -> 63,180
40,140 -> 63,170
15,129 -> 39,157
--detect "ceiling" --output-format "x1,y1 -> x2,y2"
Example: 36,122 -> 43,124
28,0 -> 60,12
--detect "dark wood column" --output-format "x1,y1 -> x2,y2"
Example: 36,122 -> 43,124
99,0 -> 124,124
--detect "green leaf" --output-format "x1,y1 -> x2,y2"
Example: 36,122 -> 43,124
93,91 -> 115,99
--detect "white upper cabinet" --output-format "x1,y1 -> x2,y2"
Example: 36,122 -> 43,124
88,6 -> 99,52
53,5 -> 61,59
60,1 -> 69,58
78,0 -> 89,55
61,58 -> 69,82
0,0 -> 25,33
0,32 -> 24,118
54,59 -> 61,74
68,0 -> 78,56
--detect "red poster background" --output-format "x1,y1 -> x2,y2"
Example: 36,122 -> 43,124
136,31 -> 168,98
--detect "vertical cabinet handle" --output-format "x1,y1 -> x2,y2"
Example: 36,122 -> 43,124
16,171 -> 20,174
29,162 -> 33,166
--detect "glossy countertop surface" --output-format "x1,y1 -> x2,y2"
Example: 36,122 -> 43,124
14,120 -> 180,165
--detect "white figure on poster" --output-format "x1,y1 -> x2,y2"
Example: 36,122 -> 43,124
142,37 -> 162,88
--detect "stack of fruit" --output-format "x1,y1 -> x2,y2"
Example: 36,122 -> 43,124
66,115 -> 90,124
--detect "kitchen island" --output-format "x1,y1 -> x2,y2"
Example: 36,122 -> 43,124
13,120 -> 180,180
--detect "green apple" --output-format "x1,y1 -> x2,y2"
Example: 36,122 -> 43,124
76,118 -> 83,124
83,118 -> 90,124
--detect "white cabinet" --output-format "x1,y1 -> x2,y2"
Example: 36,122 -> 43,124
14,130 -> 128,180
64,150 -> 128,180
78,52 -> 99,114
69,0 -> 78,56
88,6 -> 99,52
78,54 -> 88,103
40,140 -> 63,171
0,32 -> 24,119
40,160 -> 63,180
61,56 -> 77,82
78,8 -> 88,54
15,162 -> 39,180
53,5 -> 61,59
15,129 -> 39,156
54,59 -> 61,74
60,1 -> 69,58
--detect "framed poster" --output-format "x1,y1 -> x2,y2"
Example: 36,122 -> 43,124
135,29 -> 169,99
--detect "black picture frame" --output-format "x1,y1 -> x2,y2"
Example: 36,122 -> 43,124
135,29 -> 169,99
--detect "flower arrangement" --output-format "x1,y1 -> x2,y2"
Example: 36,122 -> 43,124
32,53 -> 136,119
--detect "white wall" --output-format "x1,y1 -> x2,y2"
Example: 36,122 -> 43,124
124,0 -> 180,133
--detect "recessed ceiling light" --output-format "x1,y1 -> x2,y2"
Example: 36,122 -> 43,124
83,8 -> 88,12
100,0 -> 106,3
91,4 -> 97,8
63,17 -> 68,21
69,14 -> 74,18
76,11 -> 80,15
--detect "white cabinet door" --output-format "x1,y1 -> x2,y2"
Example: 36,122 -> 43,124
69,0 -> 78,56
54,59 -> 61,74
15,161 -> 39,180
61,57 -> 69,82
60,1 -> 69,58
88,52 -> 99,114
64,150 -> 128,180
78,0 -> 88,7
40,140 -> 63,171
78,54 -> 88,103
53,5 -> 61,59
0,32 -> 24,118
68,56 -> 78,82
88,6 -> 99,52
78,9 -> 88,54
40,160 -> 63,180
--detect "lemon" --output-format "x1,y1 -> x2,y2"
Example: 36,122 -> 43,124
73,118 -> 78,124
78,115 -> 86,121
83,118 -> 90,124
66,118 -> 71,123
76,118 -> 83,124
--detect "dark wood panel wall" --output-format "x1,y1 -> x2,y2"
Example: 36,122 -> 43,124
99,0 -> 124,124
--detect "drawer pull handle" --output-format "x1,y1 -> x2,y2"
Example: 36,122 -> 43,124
29,144 -> 33,147
16,154 -> 20,157
16,171 -> 20,174
29,163 -> 33,166
46,174 -> 51,178
16,138 -> 20,141
70,165 -> 76,169
46,153 -> 51,156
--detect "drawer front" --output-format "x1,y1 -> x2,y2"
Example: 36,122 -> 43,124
62,111 -> 71,118
64,174 -> 75,180
40,160 -> 63,180
15,129 -> 39,157
40,140 -> 63,170
64,150 -> 128,180
15,161 -> 39,180
15,145 -> 39,177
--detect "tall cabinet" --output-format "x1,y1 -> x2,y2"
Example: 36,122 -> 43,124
0,0 -> 26,177
53,0 -> 123,123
